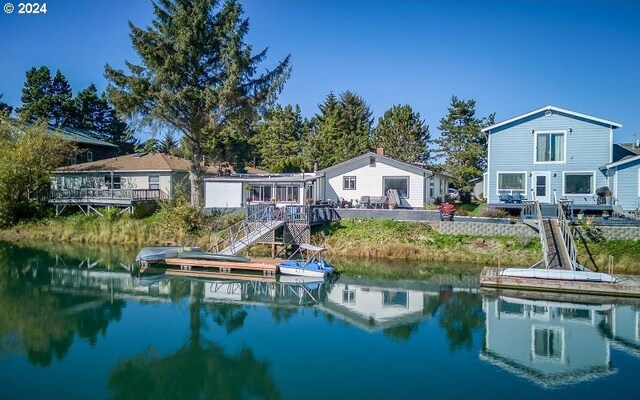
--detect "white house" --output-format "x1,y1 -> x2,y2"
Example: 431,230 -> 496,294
203,149 -> 449,210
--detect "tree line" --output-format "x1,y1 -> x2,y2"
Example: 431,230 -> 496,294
0,0 -> 494,210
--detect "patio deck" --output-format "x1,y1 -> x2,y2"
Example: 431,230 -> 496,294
49,188 -> 168,215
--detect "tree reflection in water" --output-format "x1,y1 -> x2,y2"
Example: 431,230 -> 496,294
0,242 -> 125,366
108,281 -> 280,400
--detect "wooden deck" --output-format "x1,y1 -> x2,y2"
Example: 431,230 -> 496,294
480,267 -> 640,298
163,257 -> 279,276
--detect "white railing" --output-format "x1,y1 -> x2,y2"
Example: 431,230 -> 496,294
554,191 -> 579,270
50,188 -> 167,201
530,189 -> 550,269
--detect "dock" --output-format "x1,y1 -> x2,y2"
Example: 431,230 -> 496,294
480,267 -> 640,298
162,257 -> 279,276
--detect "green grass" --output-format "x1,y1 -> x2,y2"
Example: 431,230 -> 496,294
456,202 -> 487,217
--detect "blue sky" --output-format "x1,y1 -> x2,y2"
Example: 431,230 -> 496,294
1,0 -> 639,142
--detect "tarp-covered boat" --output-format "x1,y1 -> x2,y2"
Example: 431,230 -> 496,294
136,246 -> 201,264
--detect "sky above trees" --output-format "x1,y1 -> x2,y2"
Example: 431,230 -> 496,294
1,0 -> 639,142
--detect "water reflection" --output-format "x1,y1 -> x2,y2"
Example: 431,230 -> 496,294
2,240 -> 640,399
481,292 -> 640,388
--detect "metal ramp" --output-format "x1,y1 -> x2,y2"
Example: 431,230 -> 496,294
212,206 -> 285,255
525,191 -> 584,271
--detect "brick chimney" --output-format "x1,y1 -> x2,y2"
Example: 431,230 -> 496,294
376,147 -> 385,156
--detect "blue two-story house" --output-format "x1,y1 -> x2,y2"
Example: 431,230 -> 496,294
482,105 -> 632,208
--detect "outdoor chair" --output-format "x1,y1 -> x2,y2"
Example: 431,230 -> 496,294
360,196 -> 370,209
499,191 -> 513,203
512,192 -> 523,204
612,204 -> 636,219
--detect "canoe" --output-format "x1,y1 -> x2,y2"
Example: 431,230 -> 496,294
136,246 -> 201,263
177,251 -> 251,263
500,268 -> 616,283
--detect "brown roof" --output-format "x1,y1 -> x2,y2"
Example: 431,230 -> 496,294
54,152 -> 265,174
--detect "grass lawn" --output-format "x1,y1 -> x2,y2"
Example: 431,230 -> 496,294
456,202 -> 487,216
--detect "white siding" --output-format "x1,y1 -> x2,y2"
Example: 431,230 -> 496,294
205,181 -> 243,208
324,158 -> 425,208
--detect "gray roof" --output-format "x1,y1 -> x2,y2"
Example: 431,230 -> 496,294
317,152 -> 433,177
6,120 -> 118,148
205,172 -> 317,183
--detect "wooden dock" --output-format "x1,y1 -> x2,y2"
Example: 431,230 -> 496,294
163,257 -> 279,276
480,267 -> 640,298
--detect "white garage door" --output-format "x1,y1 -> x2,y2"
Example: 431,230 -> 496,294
205,181 -> 243,208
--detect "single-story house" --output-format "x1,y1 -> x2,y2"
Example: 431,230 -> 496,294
51,152 -> 258,213
482,105 -> 637,208
204,148 -> 449,209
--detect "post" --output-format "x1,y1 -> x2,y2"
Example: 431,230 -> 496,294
110,171 -> 114,198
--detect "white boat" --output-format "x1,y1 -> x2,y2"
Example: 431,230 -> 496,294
277,244 -> 335,278
500,268 -> 616,283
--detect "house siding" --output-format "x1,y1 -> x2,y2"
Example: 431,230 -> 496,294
612,158 -> 640,211
323,157 -> 425,208
488,111 -> 612,204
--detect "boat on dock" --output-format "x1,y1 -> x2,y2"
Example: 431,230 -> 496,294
481,194 -> 636,297
177,250 -> 251,263
277,244 -> 335,278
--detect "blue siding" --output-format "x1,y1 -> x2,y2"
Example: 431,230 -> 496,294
613,158 -> 640,211
488,110 -> 612,204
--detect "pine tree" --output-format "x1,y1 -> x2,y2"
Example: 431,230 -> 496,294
50,70 -> 74,127
158,132 -> 178,154
17,66 -> 54,124
305,91 -> 373,169
253,104 -> 306,172
435,96 -> 495,195
105,0 -> 290,207
373,104 -> 431,163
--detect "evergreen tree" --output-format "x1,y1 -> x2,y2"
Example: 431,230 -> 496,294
373,104 -> 431,163
71,84 -> 135,153
49,70 -> 74,127
435,96 -> 494,195
0,94 -> 12,115
105,0 -> 290,207
305,91 -> 373,169
17,66 -> 53,124
158,132 -> 178,154
253,104 -> 306,172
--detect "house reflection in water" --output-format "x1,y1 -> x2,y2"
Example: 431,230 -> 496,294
480,295 -> 630,388
320,280 -> 430,331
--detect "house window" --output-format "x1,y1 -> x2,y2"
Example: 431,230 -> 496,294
535,132 -> 565,163
429,181 -> 434,198
343,176 -> 356,190
149,175 -> 160,190
532,327 -> 563,361
87,151 -> 93,162
275,185 -> 299,203
497,172 -> 526,194
342,289 -> 355,304
249,185 -> 273,202
564,172 -> 594,195
382,291 -> 408,308
105,174 -> 122,190
383,176 -> 409,198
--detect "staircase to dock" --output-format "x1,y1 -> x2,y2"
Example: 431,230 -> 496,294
523,190 -> 582,271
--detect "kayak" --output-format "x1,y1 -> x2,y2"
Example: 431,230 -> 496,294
177,251 -> 251,263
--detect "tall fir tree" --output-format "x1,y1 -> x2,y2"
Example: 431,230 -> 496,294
373,104 -> 431,163
105,0 -> 290,207
435,96 -> 495,194
305,91 -> 373,169
17,66 -> 54,124
253,104 -> 307,172
49,70 -> 74,127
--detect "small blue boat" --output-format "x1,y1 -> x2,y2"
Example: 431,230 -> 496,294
277,244 -> 335,278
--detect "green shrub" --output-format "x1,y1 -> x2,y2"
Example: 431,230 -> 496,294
482,208 -> 509,218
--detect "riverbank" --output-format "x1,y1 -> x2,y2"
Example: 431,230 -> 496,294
2,214 -> 639,274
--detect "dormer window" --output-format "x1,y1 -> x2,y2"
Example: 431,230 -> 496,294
535,131 -> 565,163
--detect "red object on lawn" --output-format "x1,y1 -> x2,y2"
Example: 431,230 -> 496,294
439,202 -> 456,215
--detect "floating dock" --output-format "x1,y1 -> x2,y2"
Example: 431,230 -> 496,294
480,267 -> 640,298
163,257 -> 279,276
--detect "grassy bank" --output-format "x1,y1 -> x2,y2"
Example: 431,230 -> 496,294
2,213 -> 640,274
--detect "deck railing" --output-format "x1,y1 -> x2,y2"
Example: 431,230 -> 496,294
50,188 -> 168,201
554,191 -> 579,271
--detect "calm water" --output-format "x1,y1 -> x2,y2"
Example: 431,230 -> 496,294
0,241 -> 639,399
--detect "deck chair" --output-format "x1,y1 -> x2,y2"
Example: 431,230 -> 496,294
612,204 -> 636,219
512,192 -> 523,204
360,196 -> 370,209
499,191 -> 513,203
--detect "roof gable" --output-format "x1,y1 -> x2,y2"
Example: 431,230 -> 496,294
482,105 -> 622,133
318,152 -> 431,177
